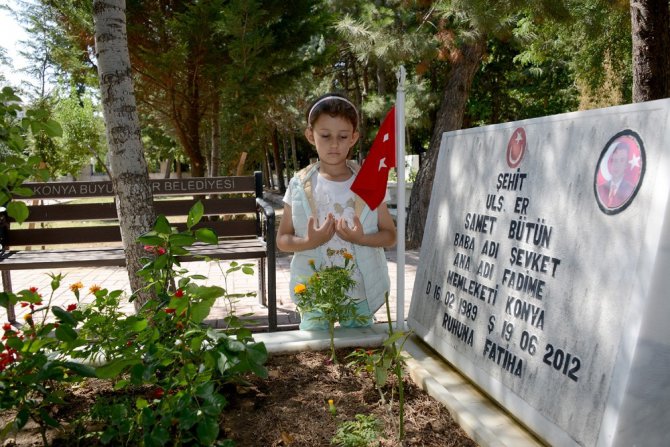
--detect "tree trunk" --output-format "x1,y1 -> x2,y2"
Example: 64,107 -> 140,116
93,0 -> 156,309
282,135 -> 292,181
271,128 -> 286,193
630,0 -> 670,101
406,38 -> 487,248
163,156 -> 172,178
290,133 -> 299,172
210,95 -> 221,177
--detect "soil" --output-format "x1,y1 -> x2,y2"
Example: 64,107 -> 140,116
1,348 -> 478,447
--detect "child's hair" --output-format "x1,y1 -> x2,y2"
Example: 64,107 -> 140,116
306,93 -> 359,130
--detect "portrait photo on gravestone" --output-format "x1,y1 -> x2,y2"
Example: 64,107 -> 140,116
408,98 -> 670,447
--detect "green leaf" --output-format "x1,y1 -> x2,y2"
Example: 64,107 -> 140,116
137,234 -> 164,246
191,297 -> 215,324
153,215 -> 172,234
375,366 -> 388,387
150,425 -> 170,446
245,342 -> 268,365
6,201 -> 29,224
43,119 -> 63,137
196,418 -> 219,445
39,408 -> 60,428
242,266 -> 255,275
15,408 -> 29,429
195,286 -> 226,300
62,361 -> 97,377
195,228 -> 218,245
383,331 -> 406,346
187,201 -> 204,229
96,358 -> 140,379
124,316 -> 148,332
52,306 -> 77,326
135,397 -> 149,409
0,292 -> 17,308
169,233 -> 196,247
153,253 -> 169,270
11,187 -> 33,198
55,324 -> 78,342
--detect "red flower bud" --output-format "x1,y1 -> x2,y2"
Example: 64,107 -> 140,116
150,387 -> 164,399
174,289 -> 184,298
165,308 -> 176,314
66,303 -> 77,312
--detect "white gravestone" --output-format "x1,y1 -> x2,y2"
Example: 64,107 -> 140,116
408,99 -> 670,447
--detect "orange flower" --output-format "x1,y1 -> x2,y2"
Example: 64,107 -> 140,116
308,259 -> 315,267
69,282 -> 84,292
23,313 -> 32,322
294,284 -> 307,294
342,251 -> 353,261
89,284 -> 101,294
29,287 -> 38,293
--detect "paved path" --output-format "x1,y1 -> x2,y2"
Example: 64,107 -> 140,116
0,249 -> 419,331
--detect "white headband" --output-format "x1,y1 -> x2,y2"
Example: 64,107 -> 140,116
307,96 -> 359,126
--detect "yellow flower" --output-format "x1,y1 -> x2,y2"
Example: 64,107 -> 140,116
69,282 -> 84,292
294,284 -> 307,294
89,284 -> 102,294
23,313 -> 32,322
308,259 -> 315,267
342,251 -> 353,261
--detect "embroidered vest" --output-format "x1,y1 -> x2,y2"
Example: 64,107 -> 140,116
286,161 -> 391,313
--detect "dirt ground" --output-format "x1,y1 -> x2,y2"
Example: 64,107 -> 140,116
223,348 -> 477,446
1,348 -> 478,446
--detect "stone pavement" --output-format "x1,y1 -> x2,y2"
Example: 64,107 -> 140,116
0,248 -> 419,332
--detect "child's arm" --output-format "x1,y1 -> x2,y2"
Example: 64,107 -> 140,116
335,203 -> 397,248
276,204 -> 336,252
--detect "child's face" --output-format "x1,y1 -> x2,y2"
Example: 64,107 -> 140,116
305,114 -> 359,167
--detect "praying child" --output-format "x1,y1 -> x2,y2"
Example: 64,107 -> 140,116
276,93 -> 397,330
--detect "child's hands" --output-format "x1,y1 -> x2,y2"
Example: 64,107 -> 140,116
335,216 -> 364,244
306,214 -> 336,247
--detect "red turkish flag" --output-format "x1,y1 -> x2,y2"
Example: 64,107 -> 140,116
351,106 -> 396,210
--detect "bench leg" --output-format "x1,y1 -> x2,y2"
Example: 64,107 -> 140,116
258,258 -> 266,307
267,252 -> 276,332
2,271 -> 16,324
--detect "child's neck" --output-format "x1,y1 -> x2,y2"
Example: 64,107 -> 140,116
318,161 -> 351,181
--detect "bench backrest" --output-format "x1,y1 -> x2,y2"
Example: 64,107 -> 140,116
7,173 -> 265,249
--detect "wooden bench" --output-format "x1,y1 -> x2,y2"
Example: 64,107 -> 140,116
0,172 -> 278,331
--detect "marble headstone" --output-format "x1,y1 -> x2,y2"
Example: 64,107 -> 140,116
408,99 -> 670,447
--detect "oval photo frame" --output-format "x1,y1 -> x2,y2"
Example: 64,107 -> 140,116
593,129 -> 645,215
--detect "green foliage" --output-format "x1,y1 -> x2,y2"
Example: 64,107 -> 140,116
346,293 -> 412,441
0,202 -> 267,445
331,413 -> 381,447
48,88 -> 106,178
466,37 -> 579,126
0,86 -> 52,223
294,250 -> 367,362
0,275 -> 96,445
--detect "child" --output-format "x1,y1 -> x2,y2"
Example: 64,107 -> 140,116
276,93 -> 397,330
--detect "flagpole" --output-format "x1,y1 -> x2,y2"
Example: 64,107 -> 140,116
395,66 -> 406,331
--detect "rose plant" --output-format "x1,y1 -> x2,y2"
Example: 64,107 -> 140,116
0,202 -> 268,446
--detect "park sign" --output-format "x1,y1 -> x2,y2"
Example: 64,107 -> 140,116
408,98 -> 670,447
